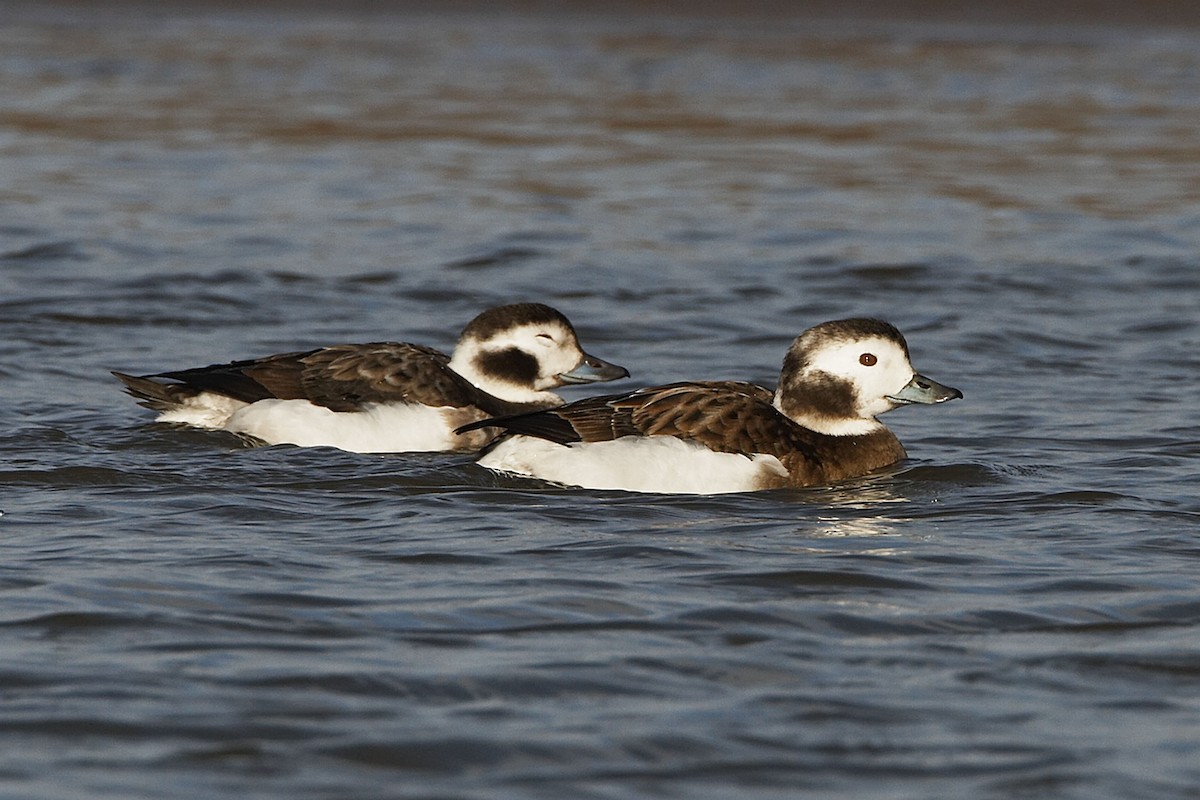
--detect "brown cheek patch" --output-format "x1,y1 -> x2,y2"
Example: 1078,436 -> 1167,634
782,372 -> 855,420
475,348 -> 540,386
809,375 -> 855,417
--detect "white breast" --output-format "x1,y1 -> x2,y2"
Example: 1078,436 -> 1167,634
477,435 -> 787,494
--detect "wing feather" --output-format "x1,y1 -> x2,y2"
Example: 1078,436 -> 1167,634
152,342 -> 524,413
461,380 -> 814,460
293,343 -> 472,411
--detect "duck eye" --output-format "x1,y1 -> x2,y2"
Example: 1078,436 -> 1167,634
535,333 -> 555,346
859,353 -> 877,367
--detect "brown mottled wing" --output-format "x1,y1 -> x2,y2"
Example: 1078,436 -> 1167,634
466,380 -> 813,459
157,342 -> 498,413
617,381 -> 813,460
290,343 -> 483,412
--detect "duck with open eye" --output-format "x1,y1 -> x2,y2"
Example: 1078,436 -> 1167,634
461,317 -> 963,494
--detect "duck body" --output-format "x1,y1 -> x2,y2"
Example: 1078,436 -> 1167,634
114,303 -> 628,453
463,319 -> 961,494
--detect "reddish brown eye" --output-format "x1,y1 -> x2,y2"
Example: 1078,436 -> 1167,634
859,353 -> 877,367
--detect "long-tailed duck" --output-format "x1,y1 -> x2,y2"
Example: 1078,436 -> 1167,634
114,303 -> 629,453
459,318 -> 961,493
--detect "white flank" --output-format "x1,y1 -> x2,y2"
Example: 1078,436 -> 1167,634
478,435 -> 788,495
222,400 -> 461,453
156,392 -> 249,430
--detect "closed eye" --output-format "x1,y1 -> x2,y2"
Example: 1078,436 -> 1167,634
535,333 -> 556,347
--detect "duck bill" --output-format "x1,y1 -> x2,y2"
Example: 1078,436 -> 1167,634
887,373 -> 963,405
558,353 -> 630,384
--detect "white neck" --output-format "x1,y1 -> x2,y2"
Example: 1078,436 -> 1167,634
772,395 -> 884,437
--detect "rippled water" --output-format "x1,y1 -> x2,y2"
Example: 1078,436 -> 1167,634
3,3 -> 1200,799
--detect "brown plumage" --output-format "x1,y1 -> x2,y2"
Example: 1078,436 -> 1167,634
111,303 -> 629,453
114,342 -> 529,417
462,318 -> 961,493
461,380 -> 906,489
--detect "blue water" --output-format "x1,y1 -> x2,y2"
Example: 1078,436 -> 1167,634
2,4 -> 1199,799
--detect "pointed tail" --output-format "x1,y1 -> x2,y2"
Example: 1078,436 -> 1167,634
111,371 -> 199,412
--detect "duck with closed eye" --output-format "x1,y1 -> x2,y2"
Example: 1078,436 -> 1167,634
113,303 -> 629,453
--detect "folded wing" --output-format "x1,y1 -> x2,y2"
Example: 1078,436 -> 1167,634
143,342 -> 520,414
461,380 -> 818,462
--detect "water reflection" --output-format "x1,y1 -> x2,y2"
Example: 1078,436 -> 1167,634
807,514 -> 906,542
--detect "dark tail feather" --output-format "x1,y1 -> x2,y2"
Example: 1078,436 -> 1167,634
456,409 -> 582,444
455,416 -> 504,436
111,371 -> 199,412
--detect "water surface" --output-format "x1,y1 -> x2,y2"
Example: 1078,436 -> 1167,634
2,3 -> 1199,799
